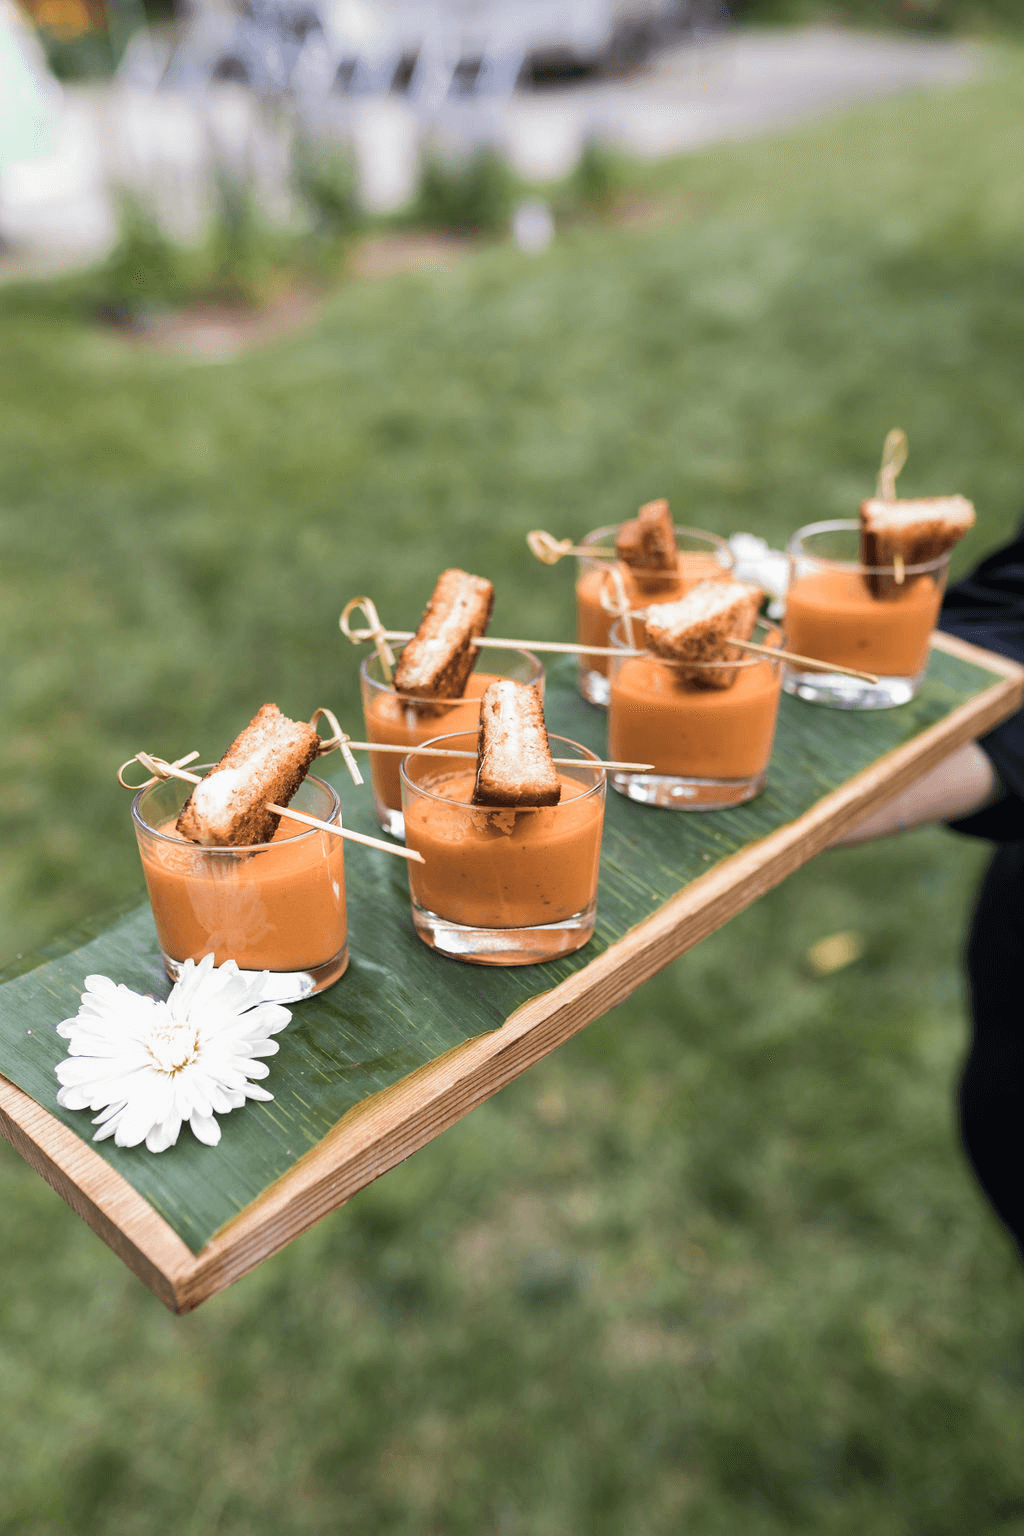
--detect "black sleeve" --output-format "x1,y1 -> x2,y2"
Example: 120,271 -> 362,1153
939,518 -> 1024,841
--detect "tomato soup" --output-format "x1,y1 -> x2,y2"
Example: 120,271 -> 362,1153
785,568 -> 940,677
139,815 -> 348,976
609,656 -> 782,779
577,553 -> 729,677
365,672 -> 503,812
404,771 -> 604,930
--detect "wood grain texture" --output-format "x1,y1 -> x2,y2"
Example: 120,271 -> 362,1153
0,1081 -> 193,1310
1,631 -> 1020,1312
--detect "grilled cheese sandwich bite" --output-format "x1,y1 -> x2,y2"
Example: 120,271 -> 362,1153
643,579 -> 762,689
615,498 -> 677,579
393,569 -> 495,701
176,703 -> 320,847
472,680 -> 561,808
859,496 -> 975,599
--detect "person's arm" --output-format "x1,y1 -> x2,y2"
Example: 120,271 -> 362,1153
832,742 -> 1000,847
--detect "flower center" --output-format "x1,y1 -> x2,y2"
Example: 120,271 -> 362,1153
146,1020 -> 202,1076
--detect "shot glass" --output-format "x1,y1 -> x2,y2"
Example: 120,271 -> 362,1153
360,645 -> 544,839
575,523 -> 733,707
133,771 -> 348,1003
607,617 -> 784,810
400,731 -> 606,966
784,519 -> 950,709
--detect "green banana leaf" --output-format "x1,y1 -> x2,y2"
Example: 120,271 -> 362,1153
0,651 -> 999,1253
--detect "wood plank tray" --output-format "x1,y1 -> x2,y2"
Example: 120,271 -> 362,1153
1,633 -> 1020,1313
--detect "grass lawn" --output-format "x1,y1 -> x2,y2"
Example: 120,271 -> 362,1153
3,46 -> 1024,1534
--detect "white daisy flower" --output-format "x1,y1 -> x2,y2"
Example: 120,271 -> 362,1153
54,955 -> 291,1154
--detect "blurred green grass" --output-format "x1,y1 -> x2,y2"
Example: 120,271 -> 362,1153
3,48 -> 1024,1535
734,0 -> 1022,34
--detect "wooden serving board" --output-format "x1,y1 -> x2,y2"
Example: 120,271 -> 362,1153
0,633 -> 1020,1313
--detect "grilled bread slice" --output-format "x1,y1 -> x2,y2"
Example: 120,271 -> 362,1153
472,680 -> 561,809
177,703 -> 320,847
644,579 -> 762,690
615,499 -> 678,580
394,569 -> 495,702
859,496 -> 975,599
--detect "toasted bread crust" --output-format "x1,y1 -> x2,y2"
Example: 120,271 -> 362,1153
176,703 -> 320,847
394,569 -> 495,701
615,500 -> 678,581
859,496 -> 975,599
643,579 -> 762,690
472,680 -> 561,808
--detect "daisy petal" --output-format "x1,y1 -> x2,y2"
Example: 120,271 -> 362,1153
145,1115 -> 183,1153
189,1111 -> 221,1147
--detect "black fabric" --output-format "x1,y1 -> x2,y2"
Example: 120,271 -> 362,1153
937,526 -> 1024,1252
961,844 -> 1024,1256
946,793 -> 1024,843
940,521 -> 1024,837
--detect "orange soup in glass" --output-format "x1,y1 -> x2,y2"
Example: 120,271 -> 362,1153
360,645 -> 544,839
607,618 -> 784,809
133,771 -> 348,1002
575,524 -> 733,706
785,519 -> 950,709
401,731 -> 605,965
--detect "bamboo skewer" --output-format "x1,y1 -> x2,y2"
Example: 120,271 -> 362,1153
309,705 -> 364,786
344,742 -> 654,772
118,753 -> 425,864
606,564 -> 637,650
517,633 -> 877,683
875,428 -> 908,503
527,530 -> 616,564
342,622 -> 880,685
729,638 -> 878,682
343,617 -> 606,657
877,430 -> 909,586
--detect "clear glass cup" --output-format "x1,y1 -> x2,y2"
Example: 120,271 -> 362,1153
785,519 -> 951,709
607,616 -> 784,810
132,770 -> 348,1003
360,645 -> 544,839
400,731 -> 606,966
575,523 -> 734,707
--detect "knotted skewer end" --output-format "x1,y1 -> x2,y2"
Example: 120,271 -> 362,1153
599,565 -> 637,648
310,706 -> 363,787
527,530 -> 574,565
339,596 -> 396,681
876,427 -> 908,503
118,750 -> 201,791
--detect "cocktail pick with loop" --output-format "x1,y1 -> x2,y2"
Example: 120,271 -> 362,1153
340,596 -> 396,681
876,428 -> 909,584
526,530 -> 617,564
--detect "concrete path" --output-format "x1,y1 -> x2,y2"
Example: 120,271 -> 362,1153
0,27 -> 983,275
505,26 -> 981,178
